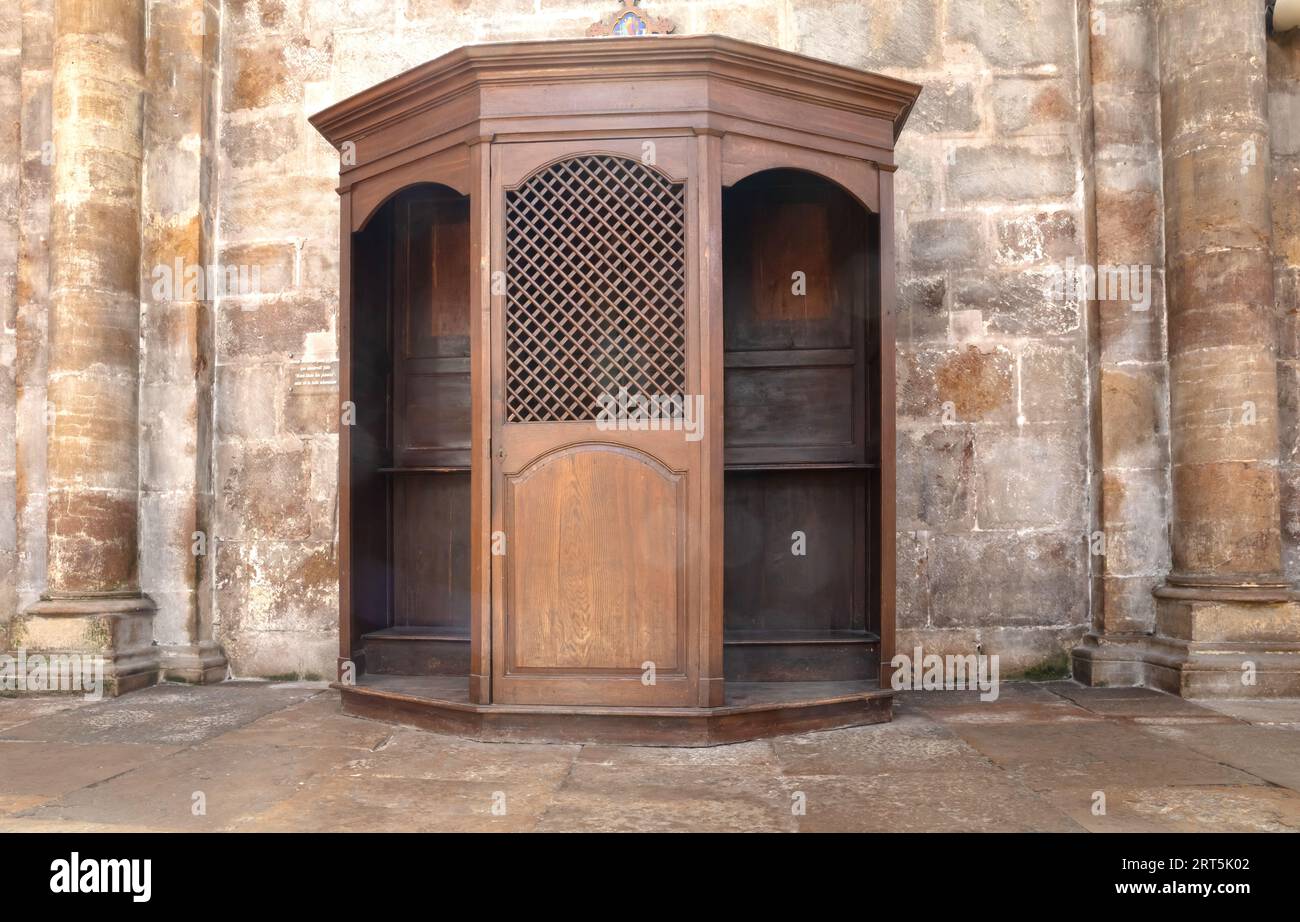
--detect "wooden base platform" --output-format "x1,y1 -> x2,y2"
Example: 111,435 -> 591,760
336,675 -> 893,746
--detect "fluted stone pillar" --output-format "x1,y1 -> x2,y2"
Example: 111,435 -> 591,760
1079,0 -> 1300,696
14,0 -> 157,694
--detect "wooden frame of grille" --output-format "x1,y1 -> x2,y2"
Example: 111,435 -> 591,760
504,155 -> 688,423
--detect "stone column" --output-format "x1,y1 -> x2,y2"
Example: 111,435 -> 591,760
139,0 -> 226,684
15,0 -> 158,694
1118,0 -> 1300,696
1072,0 -> 1172,682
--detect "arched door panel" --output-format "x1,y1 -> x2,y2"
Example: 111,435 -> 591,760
490,142 -> 702,707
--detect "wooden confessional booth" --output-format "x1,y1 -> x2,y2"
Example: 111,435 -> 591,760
310,35 -> 920,745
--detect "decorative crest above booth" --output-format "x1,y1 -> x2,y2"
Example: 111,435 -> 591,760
587,0 -> 675,36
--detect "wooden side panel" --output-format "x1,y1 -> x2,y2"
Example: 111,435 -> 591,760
468,138 -> 492,703
348,199 -> 394,646
505,447 -> 685,674
719,166 -> 878,685
392,473 -> 471,630
724,470 -> 866,634
724,365 -> 856,452
875,172 -> 897,688
393,189 -> 472,468
722,169 -> 867,467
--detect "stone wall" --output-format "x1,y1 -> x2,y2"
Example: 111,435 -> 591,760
5,0 -> 52,625
884,0 -> 1095,673
1273,27 -> 1300,579
0,1 -> 1292,683
208,0 -> 1101,678
0,3 -> 21,623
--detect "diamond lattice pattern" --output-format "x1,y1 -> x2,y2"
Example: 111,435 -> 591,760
505,155 -> 687,423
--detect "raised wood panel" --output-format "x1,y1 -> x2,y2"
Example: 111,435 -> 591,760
405,372 -> 471,455
505,446 -> 685,675
723,173 -> 860,353
724,364 -> 855,454
402,199 -> 470,359
392,473 -> 471,631
724,469 -> 867,635
394,188 -> 472,467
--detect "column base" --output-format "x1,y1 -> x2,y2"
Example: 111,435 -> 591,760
160,641 -> 228,685
7,594 -> 160,697
1072,585 -> 1300,698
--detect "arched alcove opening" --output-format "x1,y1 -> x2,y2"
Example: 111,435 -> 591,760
349,182 -> 472,675
721,168 -> 883,685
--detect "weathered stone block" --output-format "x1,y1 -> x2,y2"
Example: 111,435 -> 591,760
896,426 -> 976,531
1168,346 -> 1278,466
928,530 -> 1088,628
1093,93 -> 1164,160
140,382 -> 199,492
1273,158 -> 1300,267
1171,461 -> 1282,577
1020,342 -> 1086,423
1163,143 -> 1272,259
796,0 -> 939,70
1166,254 -> 1273,356
224,113 -> 301,171
1097,573 -> 1161,634
975,424 -> 1087,530
1100,467 -> 1168,576
903,214 -> 983,272
1095,186 -> 1161,264
1158,0 -> 1267,86
284,390 -> 337,436
1278,360 -> 1300,466
898,274 -> 948,343
897,344 -> 1016,424
992,77 -> 1075,135
952,268 -> 1081,336
140,300 -> 200,386
1270,89 -> 1300,157
139,489 -> 198,594
896,530 -> 930,629
947,0 -> 1076,70
46,489 -> 139,594
218,173 -> 336,242
994,210 -> 1079,267
216,440 -> 312,541
215,539 -> 337,637
947,142 -> 1077,204
1099,364 -> 1168,470
909,78 -> 980,134
217,292 -> 333,359
218,240 -> 298,296
216,363 -> 280,441
1090,6 -> 1157,83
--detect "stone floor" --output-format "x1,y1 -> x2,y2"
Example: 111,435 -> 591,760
2,680 -> 1300,832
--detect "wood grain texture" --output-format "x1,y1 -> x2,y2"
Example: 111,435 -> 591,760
506,446 -> 683,673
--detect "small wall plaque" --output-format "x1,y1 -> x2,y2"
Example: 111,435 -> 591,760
587,1 -> 675,37
290,360 -> 339,395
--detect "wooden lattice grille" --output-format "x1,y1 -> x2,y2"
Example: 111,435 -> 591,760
505,155 -> 687,423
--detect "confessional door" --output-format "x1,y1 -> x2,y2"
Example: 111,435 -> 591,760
489,139 -> 702,707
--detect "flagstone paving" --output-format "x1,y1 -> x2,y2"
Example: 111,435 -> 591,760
2,680 -> 1299,832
